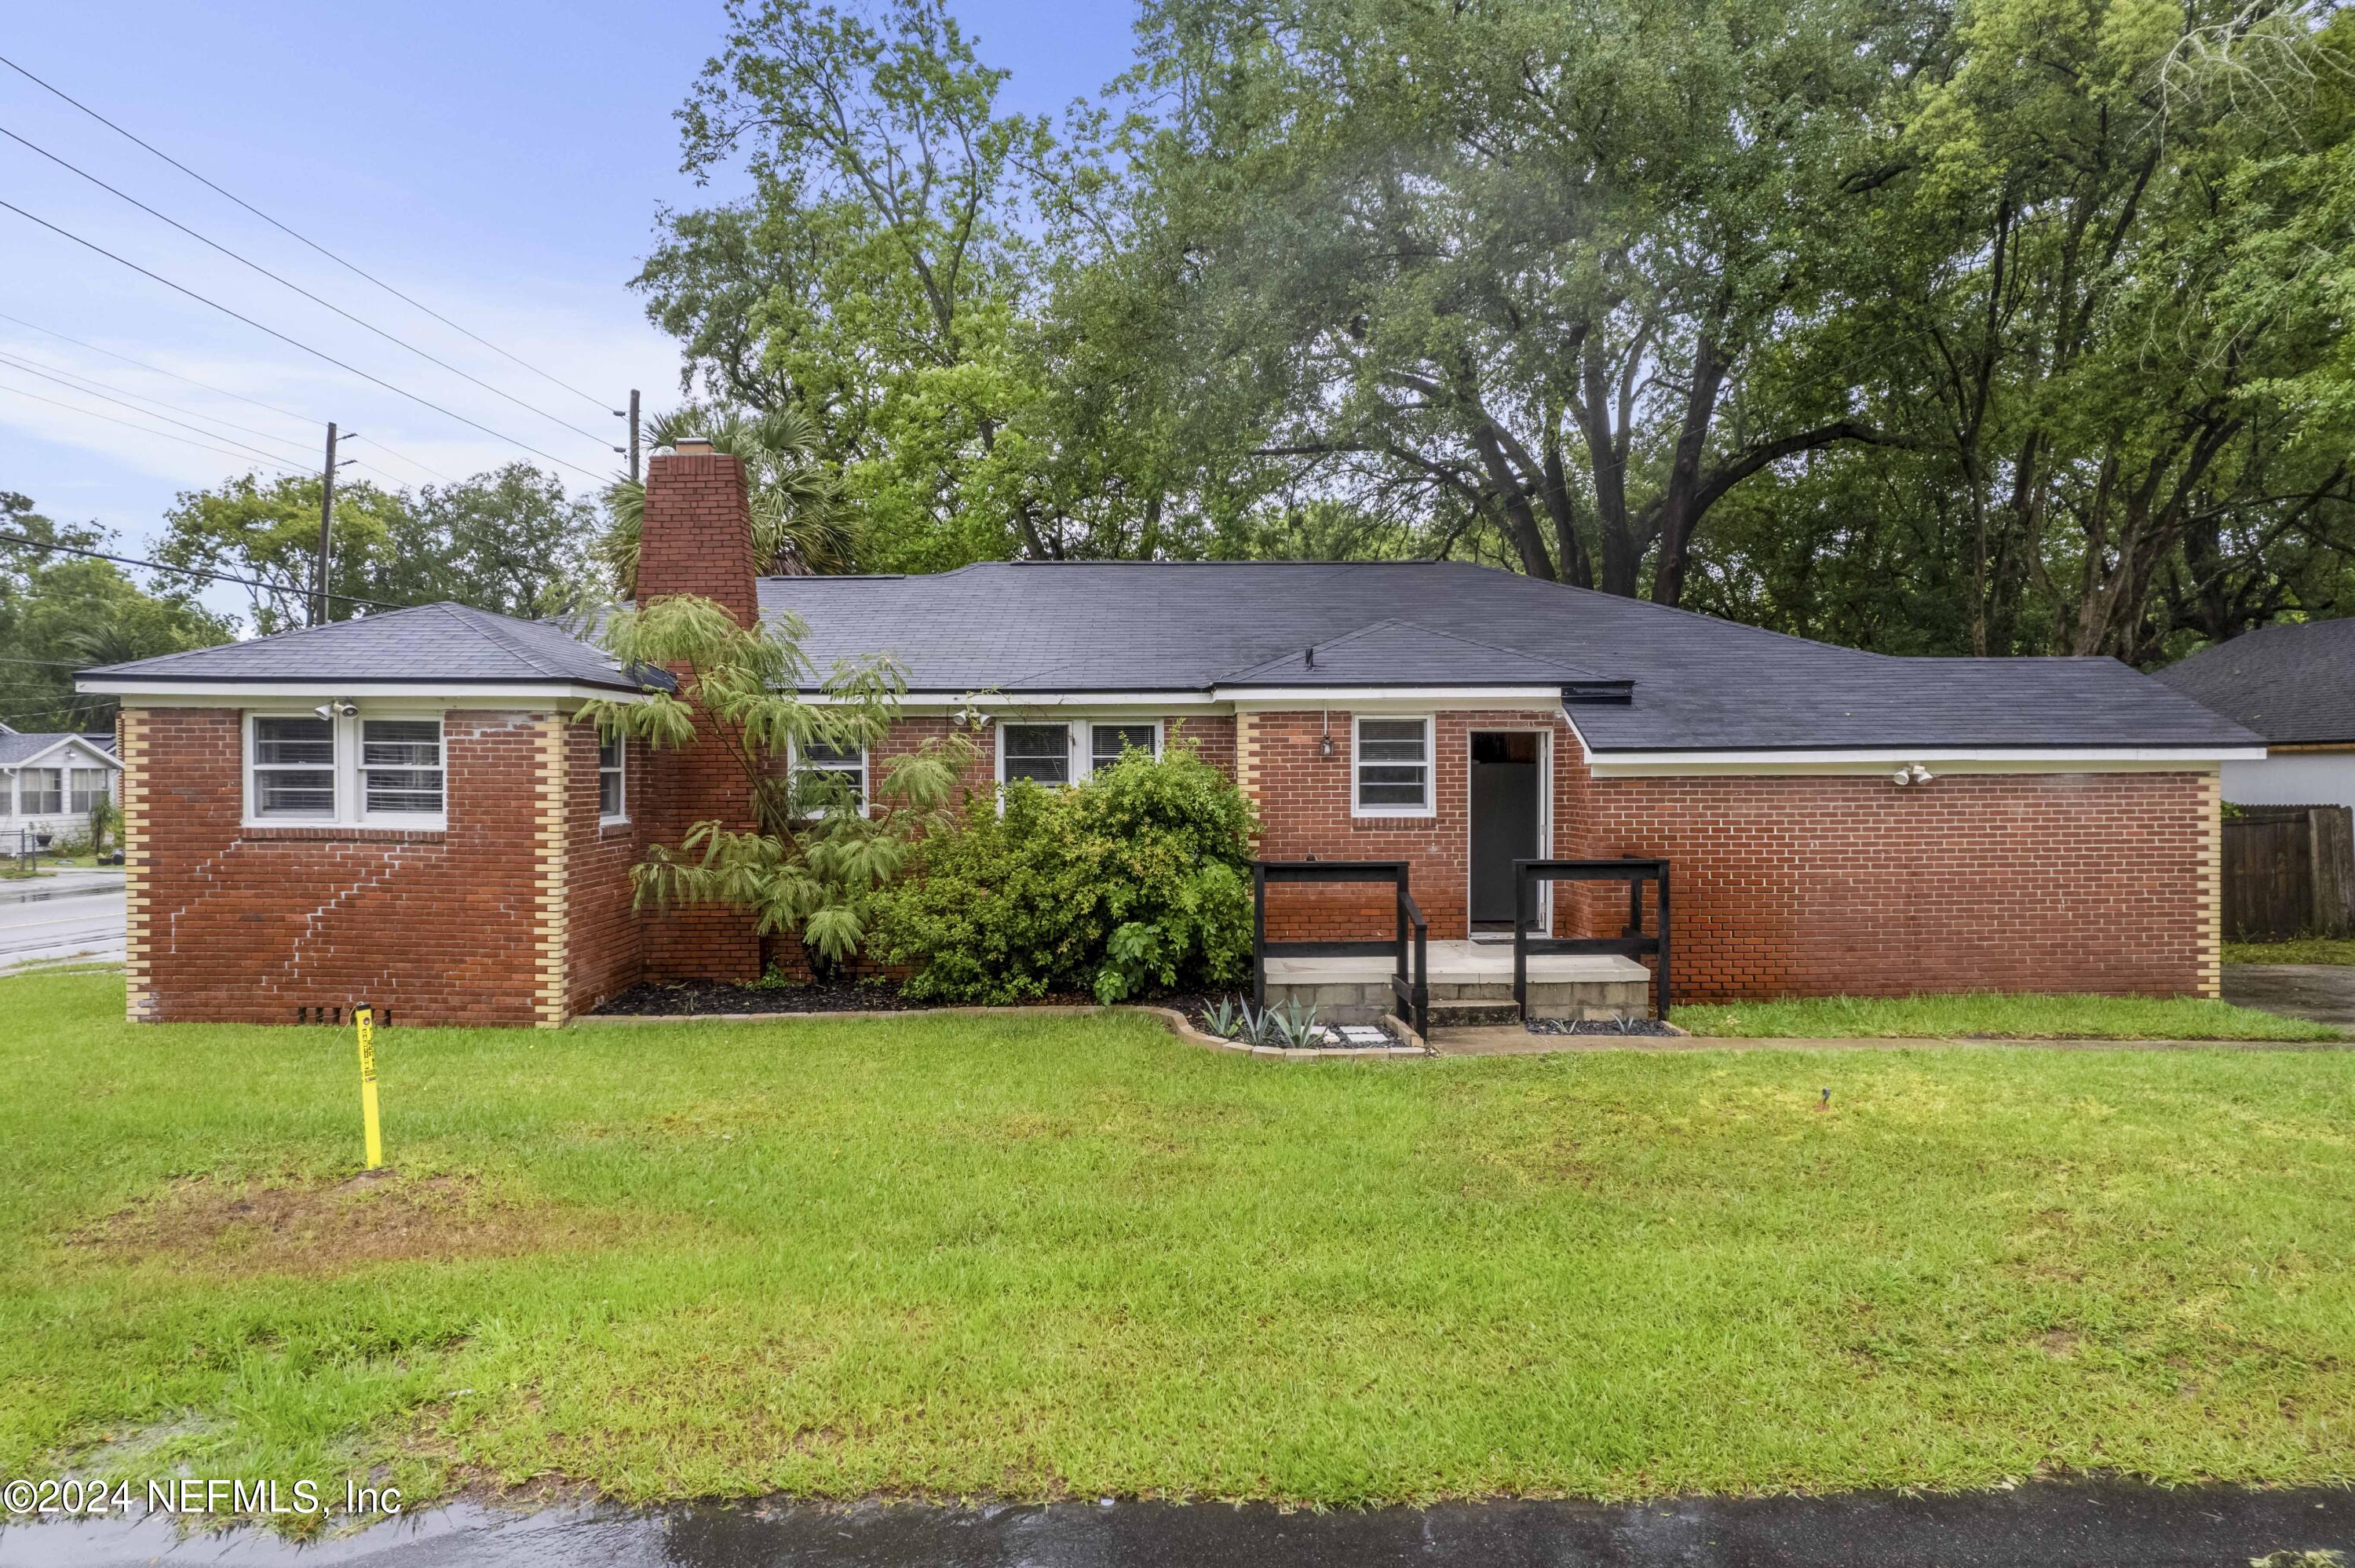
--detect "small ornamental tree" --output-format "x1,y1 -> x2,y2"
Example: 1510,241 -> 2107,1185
578,594 -> 978,967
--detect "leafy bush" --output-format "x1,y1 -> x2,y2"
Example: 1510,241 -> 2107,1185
871,737 -> 1258,1004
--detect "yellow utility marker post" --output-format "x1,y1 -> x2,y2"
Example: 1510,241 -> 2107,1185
355,1004 -> 383,1171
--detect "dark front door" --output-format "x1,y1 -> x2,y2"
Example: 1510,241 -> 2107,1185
1469,731 -> 1542,927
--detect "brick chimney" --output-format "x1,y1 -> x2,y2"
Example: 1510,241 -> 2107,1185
634,444 -> 763,982
636,447 -> 758,623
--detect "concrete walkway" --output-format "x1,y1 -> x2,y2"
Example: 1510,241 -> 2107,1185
1430,1026 -> 2354,1055
2225,962 -> 2355,1026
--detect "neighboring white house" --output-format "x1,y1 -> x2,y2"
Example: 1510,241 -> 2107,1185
2157,620 -> 2355,810
0,727 -> 122,843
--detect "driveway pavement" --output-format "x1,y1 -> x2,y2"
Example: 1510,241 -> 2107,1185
0,866 -> 125,972
1,1484 -> 2347,1567
2224,962 -> 2355,1026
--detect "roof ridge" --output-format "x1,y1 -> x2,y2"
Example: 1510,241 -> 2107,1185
1382,616 -> 1613,671
434,602 -> 586,680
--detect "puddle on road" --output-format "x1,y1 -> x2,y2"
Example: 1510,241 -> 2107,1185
0,1485 -> 2348,1567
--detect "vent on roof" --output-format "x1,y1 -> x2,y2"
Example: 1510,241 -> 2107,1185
1562,679 -> 1634,706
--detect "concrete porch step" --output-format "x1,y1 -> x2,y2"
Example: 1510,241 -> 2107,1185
1264,939 -> 1657,1026
1426,999 -> 1523,1029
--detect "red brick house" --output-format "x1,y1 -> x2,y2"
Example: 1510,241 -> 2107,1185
78,446 -> 2261,1026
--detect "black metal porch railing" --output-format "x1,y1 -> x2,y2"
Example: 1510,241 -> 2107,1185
1251,859 -> 1429,1040
1511,858 -> 1671,1022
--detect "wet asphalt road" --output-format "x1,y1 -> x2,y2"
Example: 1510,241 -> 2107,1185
2224,962 -> 2355,1026
2,1485 -> 2349,1567
0,868 -> 124,973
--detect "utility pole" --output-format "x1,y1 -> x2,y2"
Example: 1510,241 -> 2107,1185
626,388 -> 641,484
312,421 -> 338,627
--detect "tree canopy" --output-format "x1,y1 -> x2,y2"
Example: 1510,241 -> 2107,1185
155,462 -> 602,633
636,0 -> 2355,662
0,494 -> 233,733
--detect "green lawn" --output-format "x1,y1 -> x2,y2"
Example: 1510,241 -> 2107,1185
5,970 -> 2354,1519
1678,991 -> 2340,1041
2228,939 -> 2355,967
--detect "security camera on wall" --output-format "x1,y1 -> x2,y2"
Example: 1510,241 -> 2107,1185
313,701 -> 360,720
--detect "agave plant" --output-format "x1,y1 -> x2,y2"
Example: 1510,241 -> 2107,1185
1236,1000 -> 1281,1048
1203,996 -> 1244,1039
600,403 -> 857,595
1271,998 -> 1324,1050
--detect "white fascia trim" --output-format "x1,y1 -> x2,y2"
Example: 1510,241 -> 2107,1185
798,689 -> 1221,712
1590,745 -> 2266,775
75,680 -> 647,706
794,685 -> 1570,713
1223,685 -> 1565,709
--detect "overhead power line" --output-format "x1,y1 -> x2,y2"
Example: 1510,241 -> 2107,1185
0,344 -> 409,487
0,313 -> 467,487
0,308 -> 315,427
0,122 -> 622,451
0,381 -> 305,474
0,531 -> 415,611
0,51 -> 615,414
0,348 -> 316,464
0,198 -> 607,481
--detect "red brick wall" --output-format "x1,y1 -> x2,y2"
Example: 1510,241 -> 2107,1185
563,723 -> 645,1015
633,448 -> 763,979
1241,709 -> 1583,942
122,707 -> 551,1026
1580,768 -> 2218,1001
636,451 -> 758,621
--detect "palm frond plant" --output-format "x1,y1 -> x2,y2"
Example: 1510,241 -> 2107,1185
578,596 -> 979,973
599,403 -> 856,596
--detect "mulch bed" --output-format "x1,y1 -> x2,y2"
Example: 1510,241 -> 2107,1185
1524,1016 -> 1680,1037
593,978 -> 1227,1019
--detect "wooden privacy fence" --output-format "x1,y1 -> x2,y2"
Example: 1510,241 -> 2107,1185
2222,804 -> 2355,941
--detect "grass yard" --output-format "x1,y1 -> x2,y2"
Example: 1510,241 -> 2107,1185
1678,991 -> 2341,1041
2228,939 -> 2355,967
5,969 -> 2354,1519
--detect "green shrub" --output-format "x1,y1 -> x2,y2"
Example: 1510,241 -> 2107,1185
870,736 -> 1258,1005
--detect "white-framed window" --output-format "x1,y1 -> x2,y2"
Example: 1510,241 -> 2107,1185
246,710 -> 446,828
251,716 -> 338,819
68,768 -> 110,812
792,735 -> 867,815
999,722 -> 1072,787
995,719 -> 1167,792
19,768 -> 62,815
597,730 -> 627,822
1353,716 -> 1434,817
1089,721 -> 1160,773
360,719 -> 444,817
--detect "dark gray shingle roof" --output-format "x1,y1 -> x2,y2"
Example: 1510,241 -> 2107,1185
1221,618 -> 1601,687
79,603 -> 659,693
2154,619 -> 2355,745
761,560 -> 2258,753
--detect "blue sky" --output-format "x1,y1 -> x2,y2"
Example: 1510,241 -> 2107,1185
0,0 -> 1138,622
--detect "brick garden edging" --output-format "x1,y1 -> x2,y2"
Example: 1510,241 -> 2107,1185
577,1001 -> 1432,1059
